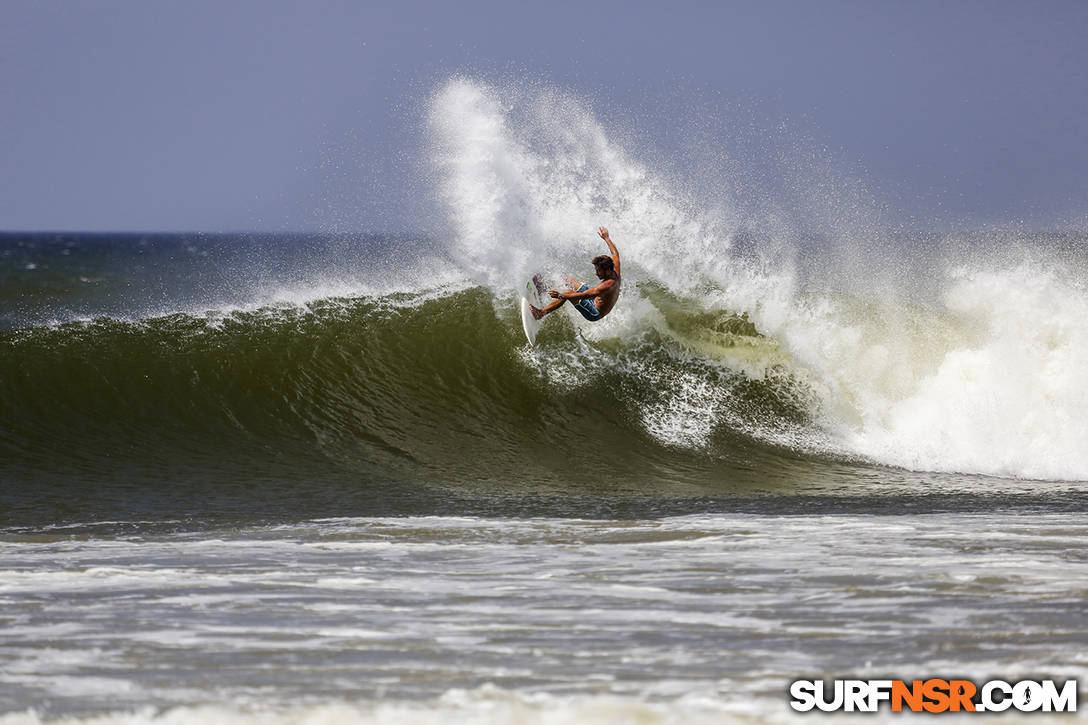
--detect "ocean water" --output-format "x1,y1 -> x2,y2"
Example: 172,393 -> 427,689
2,79 -> 1087,722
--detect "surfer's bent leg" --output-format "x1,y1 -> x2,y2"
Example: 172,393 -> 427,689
531,296 -> 567,319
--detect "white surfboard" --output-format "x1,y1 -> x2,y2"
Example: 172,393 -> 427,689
520,276 -> 546,346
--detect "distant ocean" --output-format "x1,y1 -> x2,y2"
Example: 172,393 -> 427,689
2,78 -> 1086,723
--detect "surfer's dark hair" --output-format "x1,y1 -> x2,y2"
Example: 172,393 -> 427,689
592,255 -> 614,270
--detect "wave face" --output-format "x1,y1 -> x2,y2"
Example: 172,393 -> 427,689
2,264 -> 1086,527
0,284 -> 828,517
3,78 -> 1088,527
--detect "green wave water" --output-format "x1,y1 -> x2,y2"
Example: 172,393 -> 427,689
3,279 -> 1083,527
0,288 -> 802,507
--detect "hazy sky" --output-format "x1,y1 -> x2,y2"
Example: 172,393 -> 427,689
2,0 -> 1086,232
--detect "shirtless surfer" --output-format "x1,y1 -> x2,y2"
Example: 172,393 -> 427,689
530,226 -> 621,322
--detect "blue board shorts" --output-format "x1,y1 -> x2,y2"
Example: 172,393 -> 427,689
571,284 -> 603,322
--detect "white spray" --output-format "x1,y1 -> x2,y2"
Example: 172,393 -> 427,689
427,77 -> 1088,482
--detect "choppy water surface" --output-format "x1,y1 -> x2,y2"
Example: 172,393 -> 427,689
2,514 -> 1086,723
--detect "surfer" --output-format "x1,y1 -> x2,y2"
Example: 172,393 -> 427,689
530,226 -> 621,322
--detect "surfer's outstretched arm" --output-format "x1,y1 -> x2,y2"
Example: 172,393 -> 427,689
599,226 -> 620,276
551,279 -> 614,301
532,283 -> 604,318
